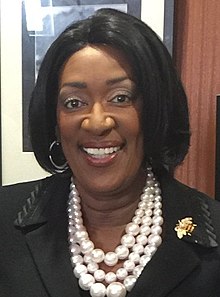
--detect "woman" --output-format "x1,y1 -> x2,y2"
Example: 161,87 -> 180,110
0,8 -> 220,297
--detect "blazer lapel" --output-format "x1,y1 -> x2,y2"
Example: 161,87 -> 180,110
25,214 -> 79,297
15,175 -> 81,297
128,235 -> 200,297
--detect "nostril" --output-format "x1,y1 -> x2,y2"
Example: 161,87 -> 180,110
81,115 -> 115,134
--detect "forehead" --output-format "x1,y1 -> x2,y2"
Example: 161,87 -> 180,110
59,45 -> 133,83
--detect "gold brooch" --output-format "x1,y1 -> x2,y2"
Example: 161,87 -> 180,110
174,217 -> 197,239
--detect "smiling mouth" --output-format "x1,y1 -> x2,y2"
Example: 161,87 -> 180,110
82,146 -> 121,159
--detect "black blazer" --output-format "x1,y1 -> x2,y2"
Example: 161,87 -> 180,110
0,172 -> 220,297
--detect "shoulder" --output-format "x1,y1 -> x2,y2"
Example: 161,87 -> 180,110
0,179 -> 40,219
0,175 -> 63,223
164,173 -> 220,239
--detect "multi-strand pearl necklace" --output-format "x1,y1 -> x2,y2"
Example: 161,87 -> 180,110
67,168 -> 163,297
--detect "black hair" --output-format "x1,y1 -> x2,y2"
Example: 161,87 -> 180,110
29,8 -> 190,174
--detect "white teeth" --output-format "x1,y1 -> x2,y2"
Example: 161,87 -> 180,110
83,146 -> 120,157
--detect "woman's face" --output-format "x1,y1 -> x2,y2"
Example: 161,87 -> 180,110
57,45 -> 144,195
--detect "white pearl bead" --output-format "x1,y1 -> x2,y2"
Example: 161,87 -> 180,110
105,272 -> 117,284
151,225 -> 162,235
153,208 -> 162,216
147,172 -> 153,178
123,275 -> 137,292
94,269 -> 106,282
71,255 -> 83,265
121,234 -> 135,247
68,225 -> 76,234
79,273 -> 95,290
133,264 -> 144,277
140,224 -> 151,235
83,253 -> 92,264
144,187 -> 154,194
123,260 -> 135,272
70,243 -> 81,255
116,268 -> 128,280
152,215 -> 164,226
70,196 -> 80,204
67,206 -> 73,213
139,255 -> 151,266
72,217 -> 83,225
90,283 -> 106,297
138,201 -> 147,209
72,209 -> 82,218
155,195 -> 162,201
146,201 -> 154,208
144,209 -> 153,216
70,182 -> 76,190
68,219 -> 75,226
73,264 -> 87,278
128,252 -> 140,264
91,249 -> 105,263
136,234 -> 148,245
125,222 -> 140,236
148,234 -> 162,247
115,245 -> 129,260
87,262 -> 99,274
140,193 -> 149,201
68,235 -> 76,244
104,252 -> 118,266
154,201 -> 162,209
75,224 -> 86,231
80,240 -> 94,254
144,244 -> 157,256
141,216 -> 152,225
74,230 -> 88,242
71,202 -> 81,211
132,243 -> 144,254
135,208 -> 144,217
106,282 -> 126,297
155,188 -> 161,195
132,216 -> 142,224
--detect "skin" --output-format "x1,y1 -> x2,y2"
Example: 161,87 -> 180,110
57,45 -> 146,264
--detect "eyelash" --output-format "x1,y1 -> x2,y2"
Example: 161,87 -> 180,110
63,97 -> 87,109
110,94 -> 132,104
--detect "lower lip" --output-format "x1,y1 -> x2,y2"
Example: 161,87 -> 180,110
82,151 -> 119,167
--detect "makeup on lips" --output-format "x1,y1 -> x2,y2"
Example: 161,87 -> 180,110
80,142 -> 124,166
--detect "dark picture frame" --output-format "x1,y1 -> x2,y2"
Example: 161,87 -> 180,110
0,0 -> 174,186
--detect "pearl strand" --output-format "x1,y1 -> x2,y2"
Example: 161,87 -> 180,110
67,168 -> 163,297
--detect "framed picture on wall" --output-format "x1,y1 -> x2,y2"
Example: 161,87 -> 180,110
0,0 -> 174,186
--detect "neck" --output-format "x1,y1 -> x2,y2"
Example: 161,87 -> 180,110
75,169 -> 146,228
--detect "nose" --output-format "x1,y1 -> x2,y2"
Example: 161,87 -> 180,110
81,102 -> 115,135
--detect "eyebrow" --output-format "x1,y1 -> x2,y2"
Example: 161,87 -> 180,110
61,82 -> 87,89
106,76 -> 132,85
61,76 -> 133,89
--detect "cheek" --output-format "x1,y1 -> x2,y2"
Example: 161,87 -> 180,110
124,109 -> 143,141
56,113 -> 79,148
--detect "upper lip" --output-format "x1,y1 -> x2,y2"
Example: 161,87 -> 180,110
79,141 -> 124,149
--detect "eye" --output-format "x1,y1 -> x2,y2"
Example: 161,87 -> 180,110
110,94 -> 132,104
64,97 -> 86,110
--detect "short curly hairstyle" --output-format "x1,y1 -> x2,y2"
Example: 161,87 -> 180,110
29,8 -> 190,174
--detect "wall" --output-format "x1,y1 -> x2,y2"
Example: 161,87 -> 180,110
173,0 -> 220,198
